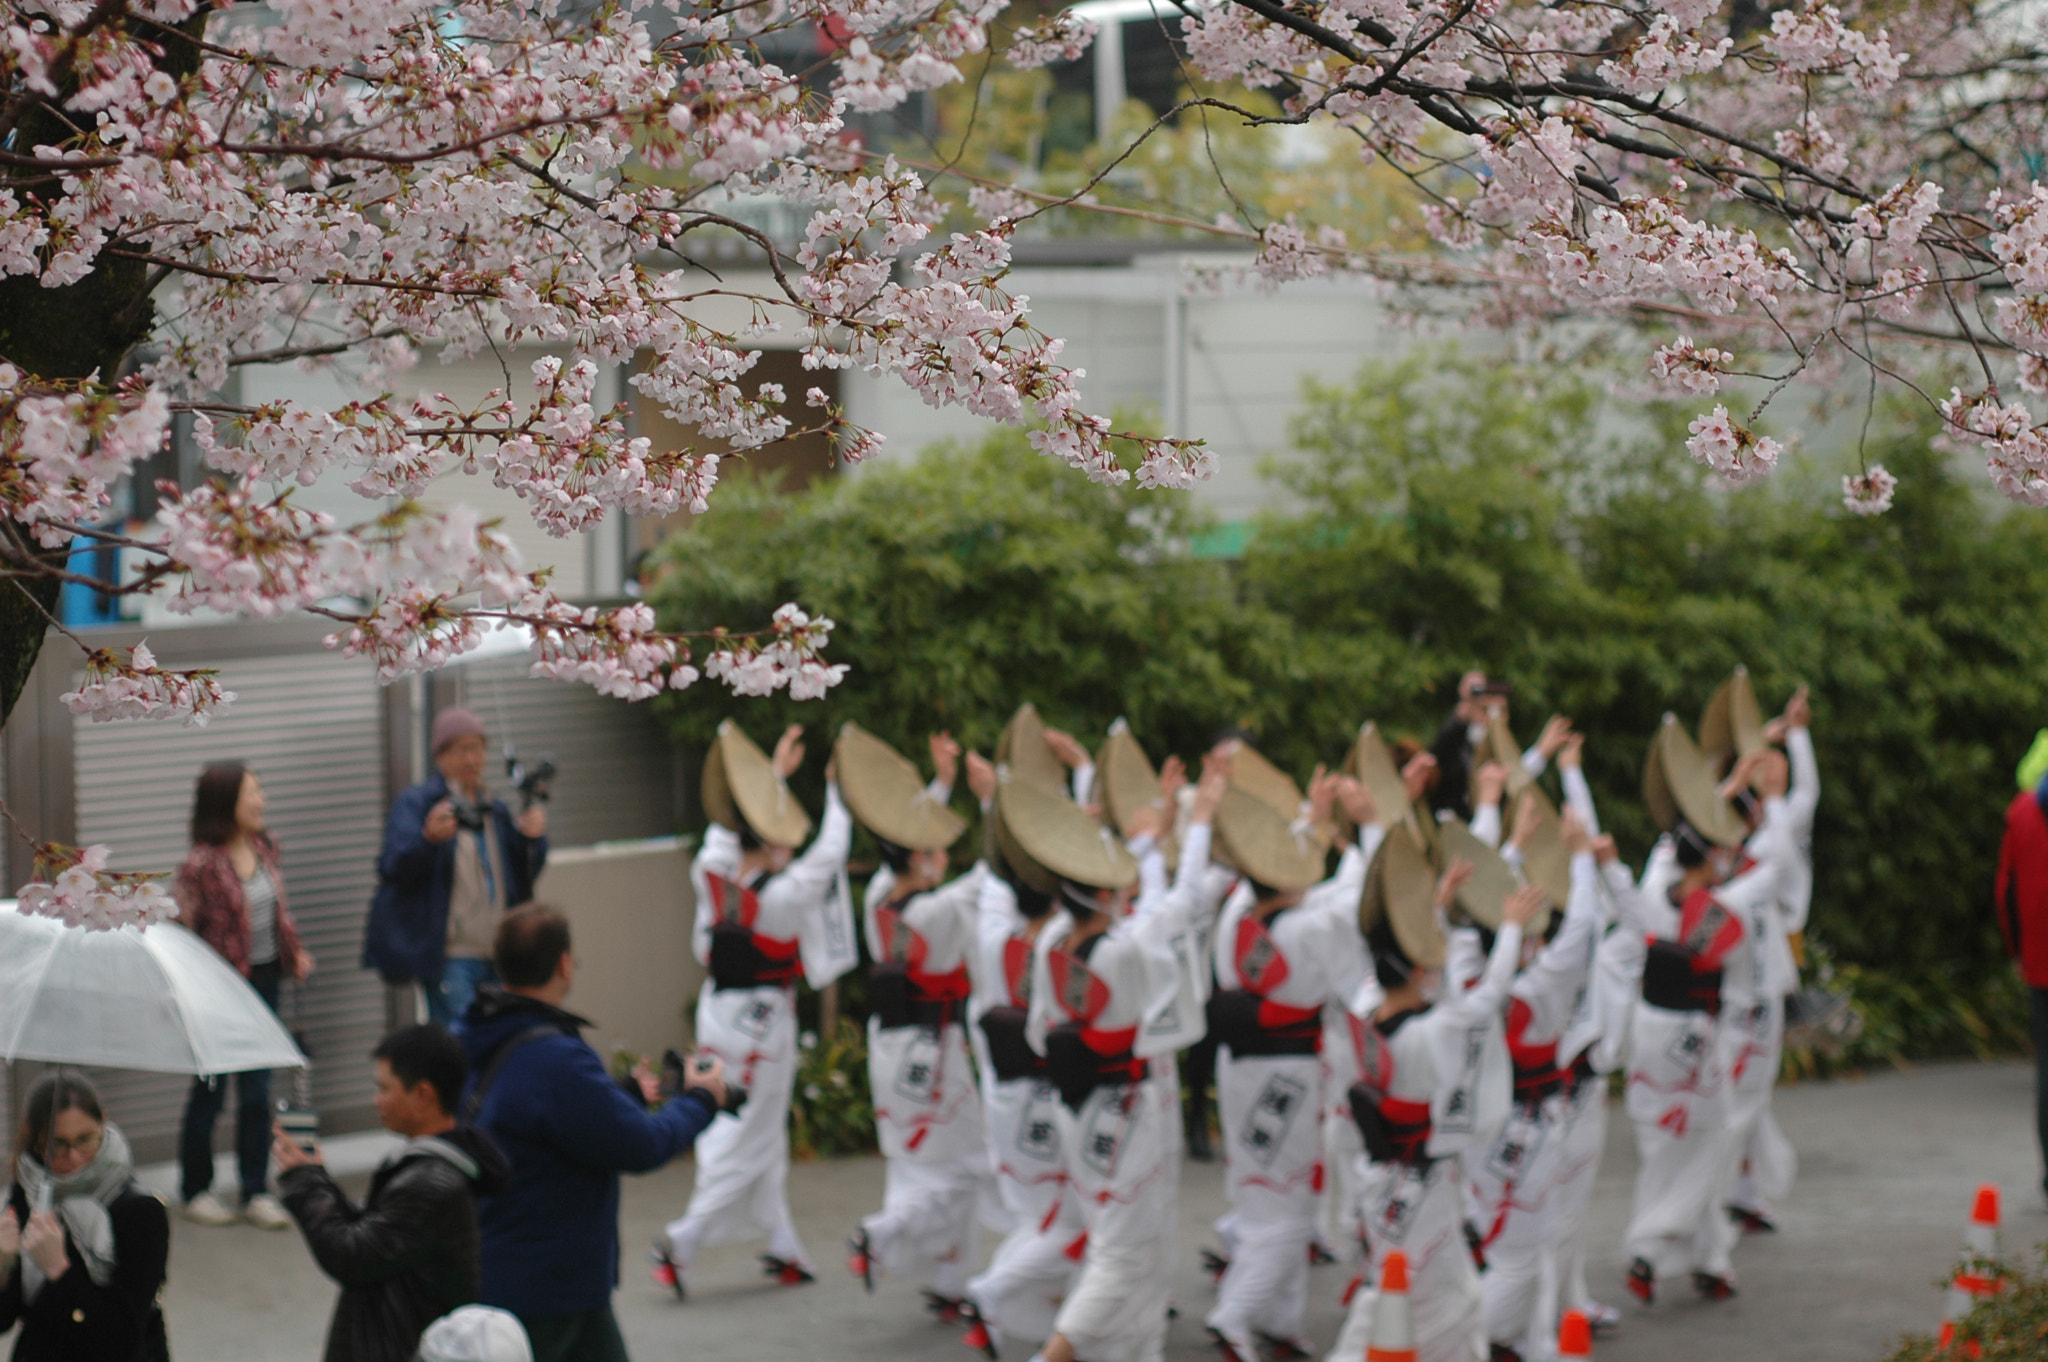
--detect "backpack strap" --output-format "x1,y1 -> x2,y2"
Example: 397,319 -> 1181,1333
463,1024 -> 560,1123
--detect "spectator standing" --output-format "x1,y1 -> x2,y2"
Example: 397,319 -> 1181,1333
364,708 -> 549,1026
0,1074 -> 170,1362
461,908 -> 726,1362
274,1024 -> 510,1362
1996,766 -> 2048,1201
173,761 -> 314,1230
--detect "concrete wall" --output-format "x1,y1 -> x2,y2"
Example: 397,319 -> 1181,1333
532,837 -> 705,1062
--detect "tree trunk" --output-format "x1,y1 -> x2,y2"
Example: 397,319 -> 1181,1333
0,11 -> 212,725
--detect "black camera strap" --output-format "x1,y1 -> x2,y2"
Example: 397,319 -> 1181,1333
463,1024 -> 560,1123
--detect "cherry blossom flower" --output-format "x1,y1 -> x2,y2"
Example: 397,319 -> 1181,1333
62,643 -> 236,726
1841,466 -> 1897,515
18,844 -> 180,932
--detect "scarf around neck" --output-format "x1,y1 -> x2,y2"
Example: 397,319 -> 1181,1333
11,1121 -> 133,1302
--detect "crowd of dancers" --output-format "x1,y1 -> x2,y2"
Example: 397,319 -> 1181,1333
648,667 -> 1821,1362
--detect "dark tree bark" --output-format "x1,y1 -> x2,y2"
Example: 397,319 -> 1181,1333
0,9 -> 210,724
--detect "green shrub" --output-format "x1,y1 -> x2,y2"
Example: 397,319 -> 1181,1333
790,1017 -> 877,1159
1883,1246 -> 2048,1361
651,348 -> 2048,1068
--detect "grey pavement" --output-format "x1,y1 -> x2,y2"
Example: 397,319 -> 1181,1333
152,1059 -> 2048,1362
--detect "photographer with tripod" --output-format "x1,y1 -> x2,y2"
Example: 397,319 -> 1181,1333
364,707 -> 551,1026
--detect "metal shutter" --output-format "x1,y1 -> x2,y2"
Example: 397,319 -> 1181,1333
448,658 -> 682,846
71,654 -> 389,1163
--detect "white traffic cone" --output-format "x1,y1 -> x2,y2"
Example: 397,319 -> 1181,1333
1937,1184 -> 2001,1355
1366,1250 -> 1417,1362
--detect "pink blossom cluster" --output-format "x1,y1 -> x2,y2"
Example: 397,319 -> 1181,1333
1006,12 -> 1099,69
1842,466 -> 1898,515
1,367 -> 169,545
61,643 -> 236,727
1686,406 -> 1783,487
18,845 -> 180,932
702,603 -> 848,700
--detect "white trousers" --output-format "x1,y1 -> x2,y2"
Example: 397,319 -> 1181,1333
1208,1050 -> 1324,1345
1467,1092 -> 1573,1353
1624,1007 -> 1733,1282
1052,1076 -> 1175,1362
665,983 -> 806,1267
967,1073 -> 1081,1339
1547,1076 -> 1609,1319
861,1021 -> 987,1295
1325,1156 -> 1487,1362
1719,995 -> 1796,1215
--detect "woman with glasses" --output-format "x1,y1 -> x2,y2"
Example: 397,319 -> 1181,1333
0,1073 -> 171,1361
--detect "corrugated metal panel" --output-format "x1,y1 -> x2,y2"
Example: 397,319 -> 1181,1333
72,654 -> 388,1163
449,659 -> 682,846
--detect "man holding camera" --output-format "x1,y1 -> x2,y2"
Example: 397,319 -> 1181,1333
462,907 -> 728,1362
364,707 -> 550,1025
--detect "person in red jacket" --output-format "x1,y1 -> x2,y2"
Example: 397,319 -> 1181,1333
1995,775 -> 2048,1199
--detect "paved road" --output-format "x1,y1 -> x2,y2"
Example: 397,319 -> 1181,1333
153,1059 -> 2048,1362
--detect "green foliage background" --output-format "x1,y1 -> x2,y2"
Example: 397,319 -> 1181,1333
653,349 -> 2048,1067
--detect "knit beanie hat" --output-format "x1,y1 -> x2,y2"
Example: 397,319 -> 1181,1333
431,707 -> 488,755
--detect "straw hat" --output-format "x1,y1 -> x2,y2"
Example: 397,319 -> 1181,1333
1214,785 -> 1328,894
1646,713 -> 1748,847
1228,742 -> 1304,819
1360,822 -> 1443,969
1434,818 -> 1521,932
702,720 -> 811,846
1096,719 -> 1163,839
833,722 -> 966,852
986,792 -> 1058,895
1506,786 -> 1571,922
1476,709 -> 1534,799
996,703 -> 1068,793
1699,666 -> 1764,771
997,771 -> 1137,891
1340,721 -> 1429,850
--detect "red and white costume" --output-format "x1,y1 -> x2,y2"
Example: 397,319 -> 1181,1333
1205,834 -> 1378,1354
1326,914 -> 1526,1362
857,864 -> 989,1298
667,785 -> 856,1274
1023,823 -> 1216,1362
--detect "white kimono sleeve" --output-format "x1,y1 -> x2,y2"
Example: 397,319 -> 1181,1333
690,823 -> 743,967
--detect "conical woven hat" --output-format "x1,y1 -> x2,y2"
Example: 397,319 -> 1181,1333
1435,817 -> 1520,931
1214,785 -> 1328,893
1511,786 -> 1570,928
702,720 -> 811,846
1229,743 -> 1303,819
1478,709 -> 1533,798
834,722 -> 966,852
1700,666 -> 1765,772
1340,721 -> 1428,848
987,792 -> 1058,895
997,771 -> 1137,890
1649,713 -> 1748,847
1361,822 -> 1443,969
1097,720 -> 1162,839
996,703 -> 1067,793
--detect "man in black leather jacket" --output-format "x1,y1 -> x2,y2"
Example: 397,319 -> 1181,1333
275,1024 -> 509,1362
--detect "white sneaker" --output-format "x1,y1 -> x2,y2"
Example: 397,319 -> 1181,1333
243,1193 -> 292,1231
182,1191 -> 239,1227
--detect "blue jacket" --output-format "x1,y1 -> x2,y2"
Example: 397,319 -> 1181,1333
459,990 -> 717,1319
362,773 -> 548,983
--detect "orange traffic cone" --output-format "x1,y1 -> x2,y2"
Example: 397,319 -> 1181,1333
1936,1184 -> 2002,1356
1366,1251 -> 1417,1362
1558,1308 -> 1593,1359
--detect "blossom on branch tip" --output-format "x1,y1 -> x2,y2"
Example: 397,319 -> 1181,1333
1841,465 -> 1896,515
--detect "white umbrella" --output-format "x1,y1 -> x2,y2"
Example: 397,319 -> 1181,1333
0,901 -> 306,1074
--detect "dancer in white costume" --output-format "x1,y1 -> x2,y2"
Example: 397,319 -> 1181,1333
1014,755 -> 1228,1362
1620,726 -> 1792,1305
658,721 -> 857,1294
1204,769 -> 1382,1361
836,725 -> 993,1314
1724,687 -> 1818,1233
1327,852 -> 1541,1362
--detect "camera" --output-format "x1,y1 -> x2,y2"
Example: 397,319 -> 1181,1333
661,1048 -> 747,1116
449,797 -> 489,833
506,751 -> 557,811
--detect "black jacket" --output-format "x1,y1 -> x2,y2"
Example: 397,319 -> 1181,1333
0,1181 -> 169,1362
278,1126 -> 509,1362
